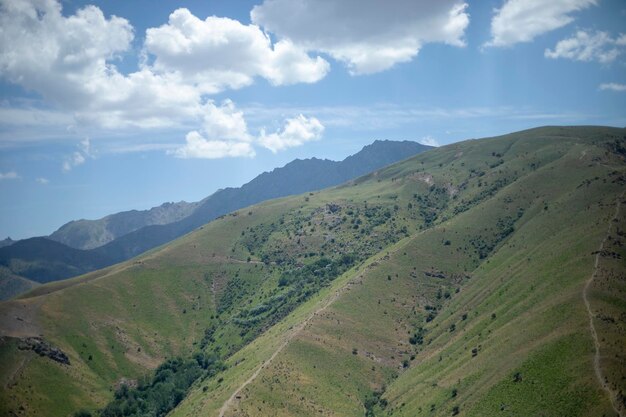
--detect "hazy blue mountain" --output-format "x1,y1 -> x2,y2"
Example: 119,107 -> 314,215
0,237 -> 118,284
0,140 -> 431,285
0,266 -> 39,301
95,140 -> 432,261
49,200 -> 199,250
0,238 -> 14,249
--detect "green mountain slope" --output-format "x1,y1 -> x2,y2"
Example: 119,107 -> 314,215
0,140 -> 430,289
173,126 -> 626,417
0,126 -> 624,417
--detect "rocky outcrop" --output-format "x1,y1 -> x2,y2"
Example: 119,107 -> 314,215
17,337 -> 70,365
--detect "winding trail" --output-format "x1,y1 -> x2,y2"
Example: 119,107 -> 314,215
582,191 -> 625,417
2,356 -> 28,390
217,275 -> 361,417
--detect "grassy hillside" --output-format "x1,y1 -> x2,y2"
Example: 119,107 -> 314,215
0,126 -> 624,417
0,140 -> 430,290
173,126 -> 626,417
0,267 -> 38,301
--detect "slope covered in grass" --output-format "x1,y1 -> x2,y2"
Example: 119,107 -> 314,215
0,267 -> 38,301
0,140 -> 430,291
0,126 -> 624,417
172,126 -> 625,417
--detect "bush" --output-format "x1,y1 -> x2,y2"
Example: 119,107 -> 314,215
99,355 -> 224,417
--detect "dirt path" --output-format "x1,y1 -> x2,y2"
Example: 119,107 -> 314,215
209,255 -> 266,265
217,275 -> 361,417
582,191 -> 624,417
2,355 -> 29,389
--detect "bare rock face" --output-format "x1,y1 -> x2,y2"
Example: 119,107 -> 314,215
17,337 -> 70,365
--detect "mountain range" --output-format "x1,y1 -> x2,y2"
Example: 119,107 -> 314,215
0,140 -> 431,299
48,200 -> 200,250
0,126 -> 623,417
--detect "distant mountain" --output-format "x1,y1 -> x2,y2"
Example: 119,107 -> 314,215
0,238 -> 14,249
49,200 -> 199,250
0,237 -> 117,284
0,140 -> 432,284
0,266 -> 39,301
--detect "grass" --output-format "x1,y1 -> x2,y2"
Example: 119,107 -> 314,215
0,126 -> 624,417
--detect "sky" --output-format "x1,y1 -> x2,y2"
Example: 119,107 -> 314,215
0,0 -> 625,240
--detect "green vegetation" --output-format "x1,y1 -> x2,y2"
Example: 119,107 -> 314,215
0,140 -> 431,285
0,126 -> 624,417
98,354 -> 224,417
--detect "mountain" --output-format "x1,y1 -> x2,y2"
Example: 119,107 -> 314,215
0,140 -> 431,286
96,139 -> 432,260
0,237 -> 118,284
48,200 -> 199,250
0,126 -> 624,417
0,238 -> 14,249
0,266 -> 38,301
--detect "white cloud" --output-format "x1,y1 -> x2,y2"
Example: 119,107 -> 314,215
169,100 -> 255,159
36,177 -> 50,184
170,102 -> 325,158
545,30 -> 626,63
198,100 -> 252,143
0,0 -> 195,130
0,0 -> 134,108
0,171 -> 19,180
0,0 -> 335,159
486,0 -> 596,47
62,138 -> 92,171
599,83 -> 626,92
170,132 -> 256,159
145,9 -> 329,91
251,0 -> 469,74
419,136 -> 440,147
258,115 -> 324,153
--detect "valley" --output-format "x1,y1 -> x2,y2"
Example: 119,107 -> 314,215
0,126 -> 624,417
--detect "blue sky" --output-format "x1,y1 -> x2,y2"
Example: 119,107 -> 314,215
0,0 -> 625,239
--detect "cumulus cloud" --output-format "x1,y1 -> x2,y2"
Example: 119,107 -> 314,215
0,0 -> 332,158
0,171 -> 19,180
145,9 -> 329,91
545,31 -> 626,63
36,177 -> 50,184
418,136 -> 440,147
0,0 -> 197,129
169,100 -> 255,159
0,0 -> 134,108
599,83 -> 626,92
486,0 -> 596,47
251,0 -> 469,74
171,132 -> 255,159
62,138 -> 92,172
170,103 -> 325,158
258,115 -> 324,153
